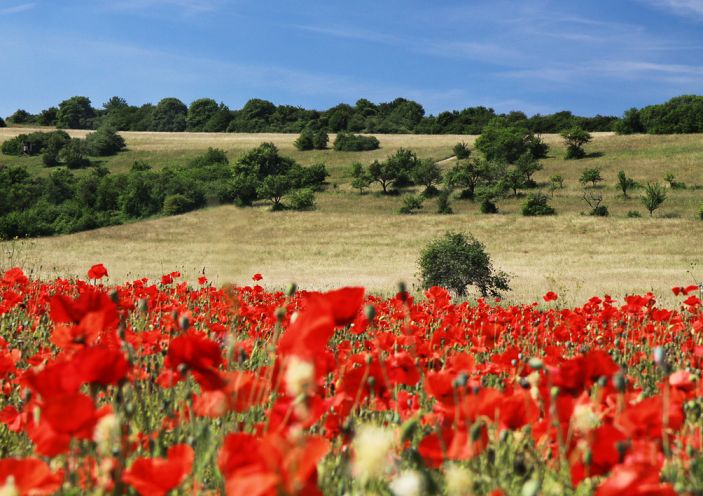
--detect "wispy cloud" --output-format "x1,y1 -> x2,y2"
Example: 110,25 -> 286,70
0,2 -> 35,15
104,0 -> 223,15
642,0 -> 703,18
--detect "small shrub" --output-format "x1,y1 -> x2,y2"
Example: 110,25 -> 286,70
84,127 -> 126,156
522,193 -> 555,216
698,203 -> 703,220
399,194 -> 424,214
287,188 -> 316,211
561,126 -> 592,159
294,129 -> 314,151
333,133 -> 380,151
591,205 -> 609,217
627,210 -> 642,218
418,231 -> 510,297
163,194 -> 196,215
480,198 -> 498,214
663,172 -> 686,190
579,168 -> 603,188
59,139 -> 90,169
312,130 -> 329,150
617,170 -> 637,198
436,190 -> 453,214
453,141 -> 471,160
641,182 -> 666,217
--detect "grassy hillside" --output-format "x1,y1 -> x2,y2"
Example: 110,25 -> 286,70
1,127 -> 702,304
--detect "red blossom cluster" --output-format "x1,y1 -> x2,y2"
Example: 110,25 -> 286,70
0,266 -> 702,494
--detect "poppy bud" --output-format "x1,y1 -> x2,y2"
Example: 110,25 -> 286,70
364,304 -> 376,322
453,372 -> 468,388
275,307 -> 286,322
550,386 -> 560,399
616,440 -> 630,462
109,290 -> 119,304
470,422 -> 483,441
286,282 -> 297,297
398,282 -> 408,302
138,298 -> 148,313
528,357 -> 543,370
367,376 -> 375,389
400,417 -> 419,442
179,315 -> 189,331
613,372 -> 626,392
583,449 -> 592,466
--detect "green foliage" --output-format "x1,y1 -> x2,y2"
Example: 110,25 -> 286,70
150,98 -> 188,132
480,198 -> 498,214
579,168 -> 603,187
614,108 -> 645,134
617,170 -> 637,198
220,173 -> 259,206
288,163 -> 329,191
503,168 -> 525,197
59,139 -> 91,169
350,163 -> 372,194
398,194 -> 424,214
411,159 -> 442,196
36,107 -> 58,126
698,203 -> 703,221
641,182 -> 667,217
56,96 -> 95,129
257,175 -> 291,210
418,231 -> 511,297
333,133 -> 380,151
522,193 -> 555,216
287,188 -> 316,211
515,152 -> 542,185
312,130 -> 329,150
294,128 -> 315,150
664,172 -> 686,190
561,126 -> 592,159
475,120 -> 548,163
453,141 -> 471,160
163,194 -> 196,215
627,210 -> 642,218
0,117 -> 5,128
234,142 -> 294,179
548,175 -> 564,196
582,192 -> 608,217
84,127 -> 126,156
186,98 -> 219,131
7,109 -> 34,124
368,160 -> 397,194
637,95 -> 703,134
436,189 -> 453,214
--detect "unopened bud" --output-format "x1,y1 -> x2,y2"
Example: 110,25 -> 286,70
286,282 -> 297,298
364,304 -> 376,322
528,357 -> 543,370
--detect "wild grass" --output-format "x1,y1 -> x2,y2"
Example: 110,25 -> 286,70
1,128 -> 702,304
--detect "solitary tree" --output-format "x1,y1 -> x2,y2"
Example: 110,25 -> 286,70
617,170 -> 637,198
411,159 -> 443,196
453,141 -> 472,160
561,126 -> 592,159
641,183 -> 666,217
418,231 -> 510,297
579,168 -> 603,188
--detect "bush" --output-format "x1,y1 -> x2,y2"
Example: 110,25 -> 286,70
190,147 -> 228,168
0,117 -> 5,128
333,133 -> 380,151
453,141 -> 471,159
219,173 -> 259,207
84,127 -> 126,156
436,190 -> 453,214
663,172 -> 686,190
294,129 -> 315,151
287,188 -> 316,210
579,168 -> 603,187
418,231 -> 510,297
617,170 -> 637,198
399,194 -> 424,214
627,210 -> 642,218
312,130 -> 329,150
257,175 -> 291,210
698,203 -> 703,220
522,193 -> 555,216
59,139 -> 91,169
591,205 -> 609,217
163,194 -> 196,215
561,126 -> 592,159
641,182 -> 666,217
480,198 -> 498,214
289,163 -> 329,190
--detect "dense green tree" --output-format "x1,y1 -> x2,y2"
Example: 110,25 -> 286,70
561,127 -> 592,159
475,121 -> 531,163
7,109 -> 34,124
294,129 -> 315,151
59,139 -> 90,169
445,158 -> 495,200
257,175 -> 291,210
202,104 -> 233,132
56,96 -> 96,129
515,152 -> 542,185
453,142 -> 471,160
187,98 -> 219,131
522,193 -> 555,216
233,142 -> 294,179
418,231 -> 510,297
36,107 -> 58,126
614,108 -> 644,135
84,127 -> 126,156
150,98 -> 188,132
411,159 -> 442,196
333,133 -> 380,151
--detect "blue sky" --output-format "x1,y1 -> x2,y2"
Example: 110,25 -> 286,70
1,0 -> 702,117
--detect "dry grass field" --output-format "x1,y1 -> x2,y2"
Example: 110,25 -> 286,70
1,127 -> 702,304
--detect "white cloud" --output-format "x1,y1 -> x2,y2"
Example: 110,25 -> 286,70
0,2 -> 35,15
643,0 -> 703,17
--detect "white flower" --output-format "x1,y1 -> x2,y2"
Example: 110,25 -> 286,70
285,356 -> 315,398
389,470 -> 424,496
445,463 -> 473,496
352,424 -> 395,482
571,403 -> 600,434
0,476 -> 18,496
93,414 -> 120,455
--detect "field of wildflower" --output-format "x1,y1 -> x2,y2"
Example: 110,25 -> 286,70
1,264 -> 703,495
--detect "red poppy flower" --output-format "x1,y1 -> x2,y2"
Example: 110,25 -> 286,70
1,267 -> 28,286
252,273 -> 263,281
166,332 -> 225,390
122,444 -> 194,496
0,458 -> 63,496
87,264 -> 109,280
543,291 -> 558,302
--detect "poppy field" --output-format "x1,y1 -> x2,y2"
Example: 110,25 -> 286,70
1,266 -> 703,495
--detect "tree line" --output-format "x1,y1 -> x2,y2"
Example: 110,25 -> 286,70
0,144 -> 328,239
1,95 -> 622,135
